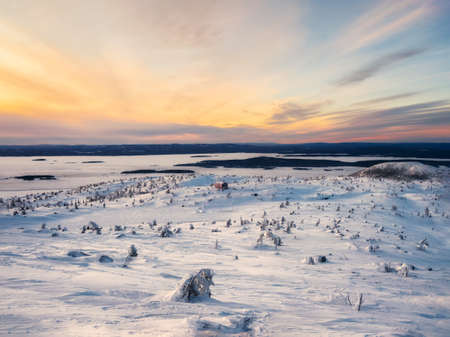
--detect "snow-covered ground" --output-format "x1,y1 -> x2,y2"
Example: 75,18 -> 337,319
1,155 -> 449,336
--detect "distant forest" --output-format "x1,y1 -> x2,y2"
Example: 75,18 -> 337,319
0,143 -> 449,159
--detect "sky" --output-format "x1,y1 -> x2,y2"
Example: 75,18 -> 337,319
0,0 -> 449,144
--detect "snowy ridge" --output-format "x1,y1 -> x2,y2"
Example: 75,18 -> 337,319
351,161 -> 437,180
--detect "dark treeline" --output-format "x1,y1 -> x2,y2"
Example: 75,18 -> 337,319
176,156 -> 450,169
0,143 -> 449,158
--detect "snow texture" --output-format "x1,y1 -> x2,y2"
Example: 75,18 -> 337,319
0,154 -> 449,336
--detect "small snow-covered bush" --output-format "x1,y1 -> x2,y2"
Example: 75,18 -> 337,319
128,244 -> 138,257
87,221 -> 100,230
398,263 -> 409,277
170,269 -> 215,302
350,232 -> 360,240
122,245 -> 138,268
303,255 -> 327,265
82,221 -> 102,234
160,225 -> 173,237
417,238 -> 429,251
255,231 -> 282,249
303,256 -> 315,265
378,262 -> 414,277
366,244 -> 379,253
315,255 -> 327,263
346,293 -> 364,312
378,262 -> 395,273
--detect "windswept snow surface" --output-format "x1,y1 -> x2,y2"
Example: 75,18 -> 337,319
0,157 -> 449,336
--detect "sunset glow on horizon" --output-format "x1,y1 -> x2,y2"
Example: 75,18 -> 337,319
0,0 -> 449,144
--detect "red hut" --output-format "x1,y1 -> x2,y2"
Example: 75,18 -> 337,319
213,182 -> 228,191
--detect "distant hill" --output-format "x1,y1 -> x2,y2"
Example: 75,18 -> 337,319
176,156 -> 450,169
0,143 -> 449,158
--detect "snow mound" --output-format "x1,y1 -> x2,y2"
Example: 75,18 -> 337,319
351,162 -> 436,180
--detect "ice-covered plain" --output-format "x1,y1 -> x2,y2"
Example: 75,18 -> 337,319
0,155 -> 449,336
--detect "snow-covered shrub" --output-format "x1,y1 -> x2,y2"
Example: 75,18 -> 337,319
255,231 -> 282,249
272,234 -> 282,247
315,255 -> 327,263
303,255 -> 327,265
398,263 -> 409,277
350,232 -> 360,240
82,221 -> 102,234
160,225 -> 173,237
122,245 -> 138,268
416,238 -> 429,251
169,269 -> 215,302
87,221 -> 100,230
303,256 -> 315,265
128,244 -> 138,257
366,244 -> 379,253
346,293 -> 364,312
255,233 -> 264,247
378,262 -> 395,273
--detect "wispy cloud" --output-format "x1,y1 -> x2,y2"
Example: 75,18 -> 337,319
319,100 -> 450,140
4,99 -> 448,145
267,101 -> 331,125
335,48 -> 426,86
334,0 -> 434,53
358,100 -> 450,128
351,91 -> 422,106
